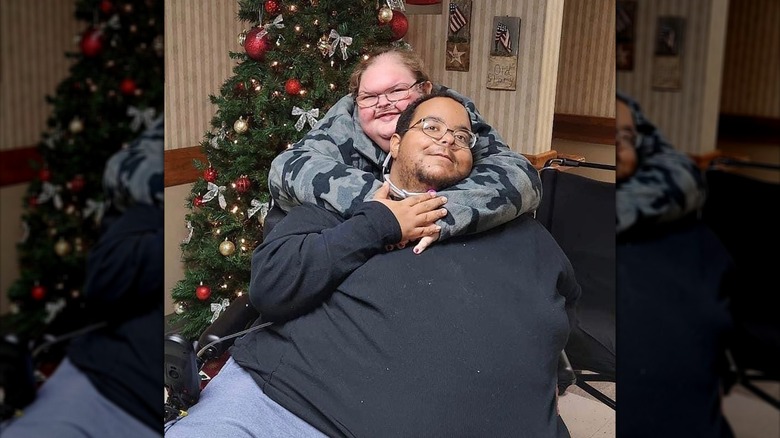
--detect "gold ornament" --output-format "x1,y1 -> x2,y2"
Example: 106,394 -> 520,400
219,240 -> 236,256
238,29 -> 248,46
69,117 -> 84,133
378,6 -> 393,24
317,35 -> 330,56
175,302 -> 186,314
55,238 -> 71,256
233,117 -> 249,134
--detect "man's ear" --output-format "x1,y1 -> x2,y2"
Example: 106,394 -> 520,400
390,134 -> 401,158
421,81 -> 433,94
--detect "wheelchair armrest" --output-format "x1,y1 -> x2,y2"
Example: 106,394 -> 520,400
196,294 -> 260,363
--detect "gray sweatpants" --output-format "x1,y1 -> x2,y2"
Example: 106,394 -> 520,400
164,357 -> 327,437
0,357 -> 160,438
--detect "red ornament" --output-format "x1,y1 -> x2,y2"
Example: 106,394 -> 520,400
119,78 -> 137,96
204,166 -> 218,183
389,10 -> 409,41
195,284 -> 211,301
79,27 -> 104,57
193,196 -> 204,207
284,78 -> 302,96
31,285 -> 46,301
68,175 -> 85,193
39,168 -> 51,182
234,175 -> 251,193
234,81 -> 246,95
99,0 -> 114,14
264,0 -> 281,15
244,27 -> 272,61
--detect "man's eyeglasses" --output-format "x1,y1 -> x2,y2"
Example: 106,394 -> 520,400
616,129 -> 642,148
406,117 -> 477,149
355,81 -> 425,108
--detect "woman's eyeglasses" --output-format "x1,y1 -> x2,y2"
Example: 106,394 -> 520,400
355,81 -> 425,108
616,129 -> 642,148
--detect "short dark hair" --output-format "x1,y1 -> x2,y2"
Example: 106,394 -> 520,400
394,91 -> 467,135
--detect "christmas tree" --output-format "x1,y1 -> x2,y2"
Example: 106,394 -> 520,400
168,0 -> 411,339
2,0 -> 164,339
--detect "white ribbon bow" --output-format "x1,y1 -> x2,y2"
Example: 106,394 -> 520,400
19,221 -> 30,244
106,14 -> 121,30
248,199 -> 269,219
203,182 -> 227,209
209,298 -> 231,323
37,182 -> 63,210
83,199 -> 106,224
127,106 -> 157,132
44,129 -> 62,149
209,123 -> 227,149
183,221 -> 194,244
44,298 -> 67,324
259,14 -> 285,38
386,0 -> 406,11
328,29 -> 353,60
291,106 -> 319,132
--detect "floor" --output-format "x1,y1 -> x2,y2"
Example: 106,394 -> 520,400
558,381 -> 615,437
558,379 -> 780,438
723,381 -> 780,438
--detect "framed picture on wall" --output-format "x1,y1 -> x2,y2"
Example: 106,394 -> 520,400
486,16 -> 521,90
616,0 -> 636,71
652,16 -> 685,91
654,16 -> 684,56
445,0 -> 472,71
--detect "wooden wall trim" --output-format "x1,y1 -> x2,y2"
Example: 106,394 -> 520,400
552,113 -> 615,145
164,146 -> 207,187
718,114 -> 780,144
0,147 -> 41,187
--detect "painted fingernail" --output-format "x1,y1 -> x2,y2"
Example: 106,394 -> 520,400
427,189 -> 436,195
413,248 -> 420,254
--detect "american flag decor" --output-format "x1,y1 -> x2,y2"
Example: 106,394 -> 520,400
449,3 -> 468,34
494,22 -> 511,53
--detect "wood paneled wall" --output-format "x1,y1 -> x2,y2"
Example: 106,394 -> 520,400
163,0 -> 599,156
164,0 -> 243,151
720,0 -> 780,118
404,0 -> 565,154
616,0 -> 729,154
0,1 -> 82,151
555,0 -> 616,118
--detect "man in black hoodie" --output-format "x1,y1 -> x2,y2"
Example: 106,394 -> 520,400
166,93 -> 580,438
2,117 -> 164,437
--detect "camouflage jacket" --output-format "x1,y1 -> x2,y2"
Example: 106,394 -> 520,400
103,115 -> 164,212
616,93 -> 706,234
268,86 -> 542,240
